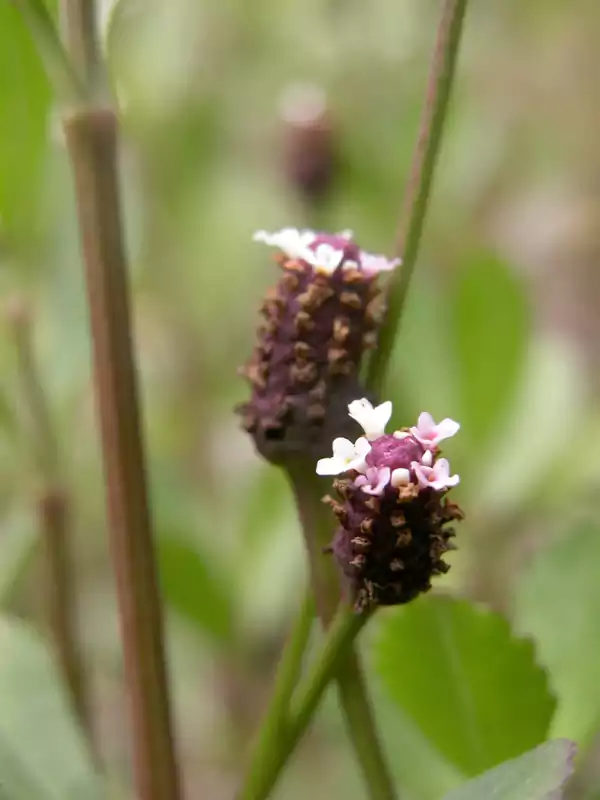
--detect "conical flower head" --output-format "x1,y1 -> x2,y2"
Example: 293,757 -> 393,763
237,229 -> 399,464
318,400 -> 463,611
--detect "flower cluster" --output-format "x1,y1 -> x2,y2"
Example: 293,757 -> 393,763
237,229 -> 399,464
318,400 -> 463,611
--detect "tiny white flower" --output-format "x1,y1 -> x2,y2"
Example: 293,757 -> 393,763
422,450 -> 433,467
355,467 -> 391,496
391,467 -> 410,487
303,243 -> 344,274
359,252 -> 401,275
410,412 -> 460,448
348,398 -> 392,440
253,228 -> 316,260
412,458 -> 460,491
316,436 -> 371,476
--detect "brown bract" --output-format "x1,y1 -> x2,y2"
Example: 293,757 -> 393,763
326,478 -> 463,612
237,257 -> 382,464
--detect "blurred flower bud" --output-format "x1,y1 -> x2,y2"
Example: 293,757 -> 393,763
237,228 -> 400,464
318,401 -> 463,612
280,83 -> 334,206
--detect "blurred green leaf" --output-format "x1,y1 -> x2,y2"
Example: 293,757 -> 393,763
467,335 -> 585,520
158,534 -> 234,646
0,2 -> 51,243
0,615 -> 101,800
387,268 -> 459,426
364,643 -> 465,800
451,251 -> 529,450
514,524 -> 600,748
375,595 -> 555,776
440,740 -> 576,800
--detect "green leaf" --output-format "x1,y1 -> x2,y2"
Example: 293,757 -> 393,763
0,615 -> 101,800
440,740 -> 576,800
0,2 -> 52,243
513,524 -> 600,748
451,251 -> 529,450
158,534 -> 234,646
376,595 -> 555,776
387,268 -> 459,426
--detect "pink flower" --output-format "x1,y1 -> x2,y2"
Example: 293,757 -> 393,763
412,458 -> 460,491
355,467 -> 391,496
359,252 -> 401,275
410,412 -> 460,448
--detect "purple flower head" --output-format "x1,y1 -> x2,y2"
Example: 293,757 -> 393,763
237,229 -> 399,464
318,399 -> 463,611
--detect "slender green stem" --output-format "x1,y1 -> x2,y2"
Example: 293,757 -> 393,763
60,0 -> 105,99
239,604 -> 370,800
367,0 -> 470,394
8,301 -> 94,748
287,464 -> 396,800
9,0 -> 84,104
240,593 -> 314,799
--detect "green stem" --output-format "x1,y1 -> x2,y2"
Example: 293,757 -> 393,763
367,0 -> 470,394
240,593 -> 314,799
8,301 -> 94,750
287,465 -> 396,800
9,0 -> 84,105
239,604 -> 370,800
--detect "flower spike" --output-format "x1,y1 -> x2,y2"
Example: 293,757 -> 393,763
318,401 -> 463,611
238,228 -> 398,464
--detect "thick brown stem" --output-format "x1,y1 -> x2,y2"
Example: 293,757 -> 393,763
63,108 -> 181,800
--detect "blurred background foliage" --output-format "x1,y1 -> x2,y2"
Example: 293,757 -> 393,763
1,0 -> 600,797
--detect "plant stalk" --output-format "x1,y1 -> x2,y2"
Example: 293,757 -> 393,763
367,0 -> 470,393
38,487 -> 93,739
287,463 -> 396,800
240,592 -> 314,798
9,0 -> 84,104
9,301 -> 93,743
62,105 -> 181,800
239,603 -> 370,800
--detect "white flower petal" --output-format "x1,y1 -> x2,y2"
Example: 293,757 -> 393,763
374,400 -> 392,432
316,457 -> 345,475
359,252 -> 401,274
391,468 -> 410,487
422,450 -> 433,467
253,227 -> 316,260
393,430 -> 410,439
332,437 -> 356,459
417,412 -> 435,434
435,418 -> 461,442
354,437 -> 372,458
359,467 -> 390,496
348,397 -> 392,440
307,243 -> 344,273
412,462 -> 432,489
